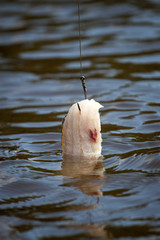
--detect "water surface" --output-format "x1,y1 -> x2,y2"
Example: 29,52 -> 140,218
0,0 -> 160,239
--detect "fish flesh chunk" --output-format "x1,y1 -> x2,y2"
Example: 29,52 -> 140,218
62,99 -> 103,158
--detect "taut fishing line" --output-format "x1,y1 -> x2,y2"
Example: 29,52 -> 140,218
77,0 -> 87,99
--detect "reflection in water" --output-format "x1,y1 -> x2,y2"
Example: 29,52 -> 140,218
62,155 -> 105,196
65,224 -> 112,239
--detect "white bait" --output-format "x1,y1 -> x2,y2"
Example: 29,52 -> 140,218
62,99 -> 103,158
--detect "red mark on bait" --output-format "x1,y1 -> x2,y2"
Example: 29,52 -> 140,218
89,128 -> 97,143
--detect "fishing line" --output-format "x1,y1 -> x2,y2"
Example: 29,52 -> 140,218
77,0 -> 87,99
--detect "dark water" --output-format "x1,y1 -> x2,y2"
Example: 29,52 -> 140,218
0,0 -> 160,239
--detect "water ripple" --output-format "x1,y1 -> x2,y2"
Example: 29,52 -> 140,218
0,0 -> 160,239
